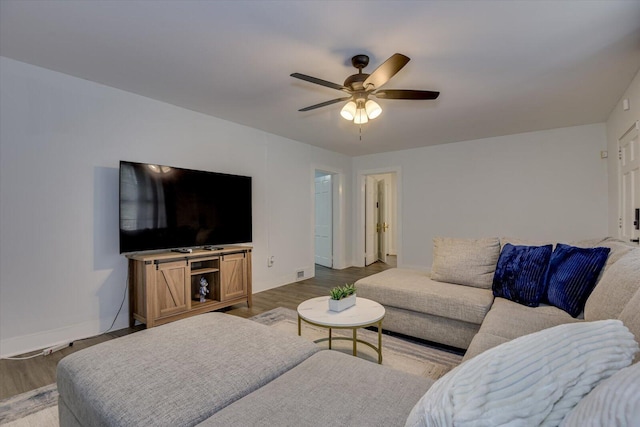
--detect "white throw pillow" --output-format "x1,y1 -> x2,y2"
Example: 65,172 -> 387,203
561,361 -> 640,427
430,237 -> 500,289
405,320 -> 638,427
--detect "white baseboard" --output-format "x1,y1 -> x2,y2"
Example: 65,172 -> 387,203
1,314 -> 129,359
253,267 -> 315,294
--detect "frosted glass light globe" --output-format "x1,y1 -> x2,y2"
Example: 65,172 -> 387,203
340,101 -> 357,120
365,100 -> 382,119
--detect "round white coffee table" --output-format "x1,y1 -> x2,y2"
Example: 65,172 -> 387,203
297,296 -> 385,363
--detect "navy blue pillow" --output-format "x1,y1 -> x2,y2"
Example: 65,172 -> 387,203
492,244 -> 553,307
545,244 -> 610,317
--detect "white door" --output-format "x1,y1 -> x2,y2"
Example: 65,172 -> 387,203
365,176 -> 377,265
315,175 -> 333,267
377,179 -> 388,263
619,121 -> 640,245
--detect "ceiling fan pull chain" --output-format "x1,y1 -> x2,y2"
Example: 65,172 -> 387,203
359,124 -> 362,141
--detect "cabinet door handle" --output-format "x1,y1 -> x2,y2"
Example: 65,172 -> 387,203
631,238 -> 640,243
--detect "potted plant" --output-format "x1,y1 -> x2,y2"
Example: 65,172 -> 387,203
328,283 -> 357,312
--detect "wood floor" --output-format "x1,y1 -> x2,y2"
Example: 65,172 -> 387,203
0,262 -> 392,400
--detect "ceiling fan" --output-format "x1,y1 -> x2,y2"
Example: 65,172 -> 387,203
291,53 -> 440,124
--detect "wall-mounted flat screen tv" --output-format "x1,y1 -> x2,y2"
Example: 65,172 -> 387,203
119,161 -> 252,253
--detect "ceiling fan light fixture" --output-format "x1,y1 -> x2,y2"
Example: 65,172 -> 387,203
292,53 -> 440,127
340,101 -> 357,120
365,99 -> 382,119
353,107 -> 369,124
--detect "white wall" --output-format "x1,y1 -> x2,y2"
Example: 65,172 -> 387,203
353,124 -> 609,270
0,57 -> 351,357
606,68 -> 640,236
0,54 -> 620,357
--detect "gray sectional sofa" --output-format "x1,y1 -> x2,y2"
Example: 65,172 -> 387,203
57,236 -> 640,426
356,236 -> 639,361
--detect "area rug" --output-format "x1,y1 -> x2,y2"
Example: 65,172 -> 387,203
251,307 -> 462,380
0,307 -> 462,426
0,384 -> 58,426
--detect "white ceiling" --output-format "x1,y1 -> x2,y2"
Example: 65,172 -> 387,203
1,1 -> 639,156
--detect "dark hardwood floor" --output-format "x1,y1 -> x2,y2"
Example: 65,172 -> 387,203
0,262 -> 391,400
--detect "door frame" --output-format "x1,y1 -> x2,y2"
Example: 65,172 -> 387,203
618,120 -> 640,244
311,166 -> 346,270
377,177 -> 389,264
355,166 -> 402,267
365,176 -> 378,266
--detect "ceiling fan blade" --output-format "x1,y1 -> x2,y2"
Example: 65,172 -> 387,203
291,73 -> 351,93
362,53 -> 410,90
298,97 -> 352,112
373,89 -> 440,100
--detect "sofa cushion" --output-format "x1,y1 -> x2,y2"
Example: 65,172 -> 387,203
561,361 -> 640,427
478,297 -> 579,339
405,320 -> 638,427
355,269 -> 494,325
431,237 -> 501,289
492,243 -> 552,307
593,237 -> 636,270
585,249 -> 640,322
619,286 -> 640,364
200,350 -> 433,427
57,313 -> 320,427
462,298 -> 579,361
545,243 -> 610,317
461,332 -> 509,362
462,297 -> 580,360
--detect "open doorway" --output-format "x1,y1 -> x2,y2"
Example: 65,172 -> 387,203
312,167 -> 346,271
315,171 -> 333,268
365,173 -> 398,267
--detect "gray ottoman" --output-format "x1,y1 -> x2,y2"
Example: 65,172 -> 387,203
200,350 -> 433,427
57,313 -> 319,427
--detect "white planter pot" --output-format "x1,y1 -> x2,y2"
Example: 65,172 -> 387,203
328,294 -> 356,312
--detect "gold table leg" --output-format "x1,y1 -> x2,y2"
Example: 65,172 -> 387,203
353,328 -> 357,356
297,315 -> 384,364
377,321 -> 383,364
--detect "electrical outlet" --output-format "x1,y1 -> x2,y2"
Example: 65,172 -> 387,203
297,270 -> 304,279
43,342 -> 71,356
267,256 -> 274,267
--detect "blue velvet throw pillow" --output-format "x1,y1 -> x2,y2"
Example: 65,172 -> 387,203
545,244 -> 611,317
492,244 -> 553,307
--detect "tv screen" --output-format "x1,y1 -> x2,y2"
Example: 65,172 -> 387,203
119,161 -> 252,253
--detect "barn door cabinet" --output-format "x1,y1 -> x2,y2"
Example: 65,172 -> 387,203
127,246 -> 252,328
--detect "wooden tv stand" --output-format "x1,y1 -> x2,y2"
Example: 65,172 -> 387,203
126,246 -> 252,328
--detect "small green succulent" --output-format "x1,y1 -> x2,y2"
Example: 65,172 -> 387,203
329,283 -> 357,300
329,287 -> 345,300
343,283 -> 356,297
